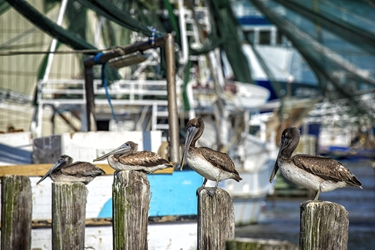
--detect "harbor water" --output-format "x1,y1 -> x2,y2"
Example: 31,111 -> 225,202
235,160 -> 375,250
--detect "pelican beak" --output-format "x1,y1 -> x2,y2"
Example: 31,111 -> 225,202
179,126 -> 199,171
270,135 -> 286,182
269,161 -> 279,183
36,157 -> 66,185
94,144 -> 131,162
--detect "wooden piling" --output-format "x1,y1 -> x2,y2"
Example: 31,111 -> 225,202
198,187 -> 235,250
1,175 -> 32,250
52,182 -> 88,250
300,201 -> 349,250
112,170 -> 150,250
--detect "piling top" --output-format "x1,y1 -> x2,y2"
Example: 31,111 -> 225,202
300,200 -> 348,215
198,187 -> 231,198
300,200 -> 349,250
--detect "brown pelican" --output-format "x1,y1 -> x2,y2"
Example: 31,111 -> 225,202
180,117 -> 242,196
36,155 -> 105,185
270,127 -> 363,200
93,141 -> 173,173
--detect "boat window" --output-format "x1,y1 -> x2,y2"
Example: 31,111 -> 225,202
245,30 -> 255,44
96,120 -> 110,131
276,30 -> 283,45
259,30 -> 271,45
249,125 -> 260,136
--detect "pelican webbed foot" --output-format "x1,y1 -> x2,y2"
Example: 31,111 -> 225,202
196,186 -> 217,197
206,187 -> 217,197
197,179 -> 219,197
196,185 -> 205,196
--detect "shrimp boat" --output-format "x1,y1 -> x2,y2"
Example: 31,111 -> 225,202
0,1 -> 288,249
3,0 -> 375,248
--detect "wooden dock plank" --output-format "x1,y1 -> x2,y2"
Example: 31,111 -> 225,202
0,163 -> 174,177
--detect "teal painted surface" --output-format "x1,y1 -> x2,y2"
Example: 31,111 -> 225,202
98,170 -> 203,218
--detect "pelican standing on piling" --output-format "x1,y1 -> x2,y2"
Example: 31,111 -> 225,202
93,141 -> 173,173
36,155 -> 105,185
270,127 -> 363,200
180,117 -> 242,196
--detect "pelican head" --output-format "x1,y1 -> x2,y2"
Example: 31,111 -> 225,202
59,155 -> 73,165
179,117 -> 204,171
270,127 -> 300,182
94,141 -> 138,162
48,155 -> 73,173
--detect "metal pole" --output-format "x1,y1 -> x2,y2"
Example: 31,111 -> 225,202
42,0 -> 68,82
165,34 -> 180,164
32,0 -> 68,137
83,64 -> 94,131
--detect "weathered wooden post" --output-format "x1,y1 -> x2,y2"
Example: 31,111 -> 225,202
300,201 -> 349,250
198,187 -> 235,250
52,182 -> 88,250
112,170 -> 150,250
1,175 -> 32,250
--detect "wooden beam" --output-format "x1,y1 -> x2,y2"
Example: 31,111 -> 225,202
0,163 -> 174,177
19,215 -> 197,229
165,33 -> 180,164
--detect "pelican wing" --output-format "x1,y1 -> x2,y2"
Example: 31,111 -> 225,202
199,147 -> 239,174
118,151 -> 173,168
292,154 -> 361,186
60,162 -> 105,177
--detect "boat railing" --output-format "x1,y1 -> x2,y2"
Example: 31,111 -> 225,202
35,78 -> 182,134
38,79 -> 182,105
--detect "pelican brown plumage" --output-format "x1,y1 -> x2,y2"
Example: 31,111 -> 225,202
93,141 -> 173,173
36,155 -> 105,185
270,127 -> 363,200
180,117 -> 242,196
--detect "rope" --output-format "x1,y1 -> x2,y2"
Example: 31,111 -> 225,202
94,52 -> 118,123
149,26 -> 156,47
